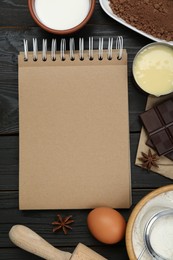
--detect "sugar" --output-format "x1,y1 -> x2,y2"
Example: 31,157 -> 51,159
132,191 -> 173,260
150,215 -> 173,259
35,0 -> 90,30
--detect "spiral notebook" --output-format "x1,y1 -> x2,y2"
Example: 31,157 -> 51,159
19,37 -> 131,210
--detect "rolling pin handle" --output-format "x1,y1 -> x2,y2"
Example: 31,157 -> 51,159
9,225 -> 72,260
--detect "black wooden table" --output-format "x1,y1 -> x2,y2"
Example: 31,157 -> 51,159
0,1 -> 173,259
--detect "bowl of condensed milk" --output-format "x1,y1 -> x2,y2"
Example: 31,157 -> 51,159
133,43 -> 173,96
28,0 -> 96,34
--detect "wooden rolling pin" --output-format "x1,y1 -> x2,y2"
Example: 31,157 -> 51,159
9,225 -> 107,260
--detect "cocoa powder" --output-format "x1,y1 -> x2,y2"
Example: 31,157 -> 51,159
109,0 -> 173,41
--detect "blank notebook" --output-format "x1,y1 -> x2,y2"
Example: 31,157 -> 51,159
19,37 -> 131,210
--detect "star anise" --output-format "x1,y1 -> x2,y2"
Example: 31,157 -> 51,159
138,149 -> 159,170
52,214 -> 74,234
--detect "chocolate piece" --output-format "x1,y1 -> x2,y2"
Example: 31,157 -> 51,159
140,109 -> 163,133
157,100 -> 173,124
146,139 -> 173,161
140,99 -> 173,156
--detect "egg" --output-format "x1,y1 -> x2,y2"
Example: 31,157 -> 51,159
87,207 -> 126,244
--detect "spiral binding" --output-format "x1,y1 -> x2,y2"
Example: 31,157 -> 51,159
60,39 -> 66,61
33,38 -> 38,61
98,37 -> 104,60
23,39 -> 28,61
108,37 -> 113,60
51,39 -> 56,61
116,36 -> 123,60
23,37 -> 124,62
79,38 -> 84,60
89,37 -> 94,60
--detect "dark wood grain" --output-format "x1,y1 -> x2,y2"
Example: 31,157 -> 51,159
0,189 -> 153,250
0,190 -> 159,260
1,1 -> 173,259
0,246 -> 129,260
0,0 -> 129,27
0,0 -> 107,27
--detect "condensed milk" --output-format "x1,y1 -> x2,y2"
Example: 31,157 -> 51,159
133,43 -> 173,96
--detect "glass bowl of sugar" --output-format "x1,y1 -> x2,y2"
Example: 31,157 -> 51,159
28,0 -> 96,34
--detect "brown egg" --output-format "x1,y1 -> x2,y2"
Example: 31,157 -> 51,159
87,207 -> 126,244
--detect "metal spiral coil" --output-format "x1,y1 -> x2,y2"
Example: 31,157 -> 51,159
23,37 -> 124,61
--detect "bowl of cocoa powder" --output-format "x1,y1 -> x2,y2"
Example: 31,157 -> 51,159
99,0 -> 173,43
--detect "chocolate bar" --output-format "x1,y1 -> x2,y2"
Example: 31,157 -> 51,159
140,99 -> 173,156
146,138 -> 173,161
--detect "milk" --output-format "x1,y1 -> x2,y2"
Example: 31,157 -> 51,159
35,0 -> 90,30
133,44 -> 173,96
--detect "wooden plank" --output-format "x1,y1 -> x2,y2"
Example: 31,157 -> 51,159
0,1 -> 166,260
0,135 -> 19,189
1,248 -> 41,260
0,0 -> 34,27
0,135 -> 172,191
0,189 -> 167,259
0,189 -> 153,249
0,0 -> 129,28
0,0 -> 108,27
0,246 -> 129,260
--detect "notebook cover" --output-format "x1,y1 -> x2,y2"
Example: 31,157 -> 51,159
19,50 -> 131,209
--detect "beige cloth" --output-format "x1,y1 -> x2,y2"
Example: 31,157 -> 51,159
135,93 -> 173,179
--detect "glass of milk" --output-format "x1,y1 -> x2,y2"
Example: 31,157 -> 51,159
133,43 -> 173,96
28,0 -> 95,34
